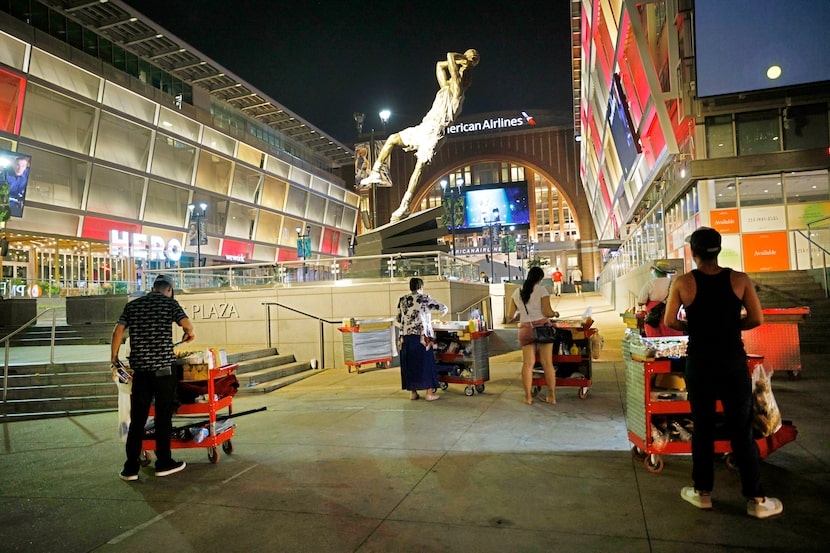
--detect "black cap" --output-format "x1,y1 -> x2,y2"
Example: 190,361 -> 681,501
154,274 -> 175,288
687,227 -> 721,254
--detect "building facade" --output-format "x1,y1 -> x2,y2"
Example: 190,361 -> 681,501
0,1 -> 358,298
572,0 -> 830,280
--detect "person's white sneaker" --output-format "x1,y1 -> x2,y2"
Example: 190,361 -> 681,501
681,486 -> 712,509
747,497 -> 783,519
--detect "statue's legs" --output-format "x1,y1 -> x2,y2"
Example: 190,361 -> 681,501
390,161 -> 425,223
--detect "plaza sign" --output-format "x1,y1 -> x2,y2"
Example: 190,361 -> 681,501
109,230 -> 183,262
446,112 -> 536,136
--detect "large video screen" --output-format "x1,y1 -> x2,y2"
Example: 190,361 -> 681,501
0,148 -> 32,222
461,181 -> 530,231
695,0 -> 830,98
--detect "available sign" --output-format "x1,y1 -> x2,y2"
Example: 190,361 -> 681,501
742,232 -> 789,272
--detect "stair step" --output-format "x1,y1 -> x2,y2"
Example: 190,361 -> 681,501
236,367 -> 325,394
235,361 -> 311,388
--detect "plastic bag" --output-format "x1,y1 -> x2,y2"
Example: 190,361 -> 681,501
751,364 -> 782,438
112,366 -> 132,442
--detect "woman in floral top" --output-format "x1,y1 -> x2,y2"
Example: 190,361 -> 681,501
396,277 -> 448,401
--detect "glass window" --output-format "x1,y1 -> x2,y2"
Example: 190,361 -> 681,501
785,170 -> 829,203
20,84 -> 96,155
158,106 -> 200,142
265,155 -> 290,179
194,152 -> 232,195
7,206 -> 79,235
17,145 -> 87,209
230,164 -> 263,203
474,162 -> 500,184
705,115 -> 734,158
143,180 -> 191,227
0,31 -> 28,71
86,165 -> 144,219
342,206 -> 358,231
712,178 -> 737,208
29,48 -> 101,101
103,82 -> 156,124
310,175 -> 329,195
255,210 -> 282,243
201,127 -> 236,156
738,174 -> 783,207
328,185 -> 346,202
325,202 -> 344,228
96,112 -> 152,170
261,175 -> 287,209
307,193 -> 326,223
151,132 -> 197,184
0,68 -> 24,134
278,217 -> 303,247
783,103 -> 829,151
190,195 -> 228,236
290,167 -> 312,187
236,142 -> 263,167
736,109 -> 780,155
225,201 -> 257,239
285,186 -> 309,217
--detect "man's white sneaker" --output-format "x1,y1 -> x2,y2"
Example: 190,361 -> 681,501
747,497 -> 783,519
359,172 -> 383,186
681,486 -> 712,509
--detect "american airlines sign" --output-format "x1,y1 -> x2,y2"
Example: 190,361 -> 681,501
446,112 -> 536,135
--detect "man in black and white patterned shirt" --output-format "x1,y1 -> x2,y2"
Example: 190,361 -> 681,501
111,274 -> 195,481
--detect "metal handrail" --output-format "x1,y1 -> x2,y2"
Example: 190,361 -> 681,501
795,229 -> 829,297
261,302 -> 340,369
2,308 -> 58,402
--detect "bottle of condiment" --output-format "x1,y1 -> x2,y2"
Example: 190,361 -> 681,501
570,343 -> 580,356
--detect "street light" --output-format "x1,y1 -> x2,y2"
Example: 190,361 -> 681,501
187,202 -> 208,268
379,109 -> 391,133
484,217 -> 500,282
440,177 -> 463,256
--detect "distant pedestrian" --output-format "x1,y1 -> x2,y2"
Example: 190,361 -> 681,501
571,266 -> 583,295
551,267 -> 563,296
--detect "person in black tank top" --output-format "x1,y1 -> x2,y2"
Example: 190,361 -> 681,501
665,227 -> 783,519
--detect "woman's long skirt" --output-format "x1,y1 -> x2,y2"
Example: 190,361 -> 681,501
400,334 -> 439,391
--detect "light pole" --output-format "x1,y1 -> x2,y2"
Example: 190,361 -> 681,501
296,225 -> 311,281
485,218 -> 500,282
187,202 -> 208,269
440,177 -> 463,256
379,109 -> 390,133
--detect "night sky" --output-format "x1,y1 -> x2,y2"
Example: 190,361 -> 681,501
120,0 -> 574,145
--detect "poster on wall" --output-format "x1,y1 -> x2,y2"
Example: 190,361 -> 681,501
710,208 -> 740,234
787,201 -> 830,230
0,149 -> 32,222
740,206 -> 786,233
718,233 -> 743,272
742,232 -> 789,272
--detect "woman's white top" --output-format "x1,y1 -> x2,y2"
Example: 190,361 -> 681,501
512,284 -> 550,323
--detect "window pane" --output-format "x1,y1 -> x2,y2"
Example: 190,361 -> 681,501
102,82 -> 156,124
151,132 -> 197,184
736,109 -> 780,155
739,174 -> 783,207
261,175 -> 287,209
201,127 -> 236,156
20,84 -> 95,154
190,195 -> 227,236
255,210 -> 282,243
785,170 -> 829,203
225,201 -> 257,239
784,104 -> 829,151
285,186 -> 308,217
194,152 -> 232,194
307,193 -> 325,223
713,178 -> 737,208
86,165 -> 144,218
144,180 -> 191,227
158,107 -> 200,142
17,145 -> 87,209
705,115 -> 734,158
230,164 -> 263,203
96,112 -> 152,170
325,202 -> 344,228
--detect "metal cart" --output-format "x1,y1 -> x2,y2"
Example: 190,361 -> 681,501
626,353 -> 797,473
338,318 -> 396,373
142,363 -> 238,465
434,328 -> 492,396
742,307 -> 810,378
532,324 -> 595,399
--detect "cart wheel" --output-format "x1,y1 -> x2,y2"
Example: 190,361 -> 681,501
631,446 -> 648,462
464,385 -> 475,396
140,451 -> 152,467
724,453 -> 738,471
578,386 -> 590,399
222,439 -> 234,454
440,382 -> 449,391
208,447 -> 219,464
475,384 -> 485,393
645,455 -> 664,473
531,386 -> 540,397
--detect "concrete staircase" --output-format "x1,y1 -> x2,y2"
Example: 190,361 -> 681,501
0,347 -> 317,421
1,323 -> 113,347
750,270 -> 830,355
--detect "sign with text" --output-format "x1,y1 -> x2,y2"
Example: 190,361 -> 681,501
710,208 -> 740,234
742,232 -> 789,272
740,206 -> 786,233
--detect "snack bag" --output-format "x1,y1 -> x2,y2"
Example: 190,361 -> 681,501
751,364 -> 782,437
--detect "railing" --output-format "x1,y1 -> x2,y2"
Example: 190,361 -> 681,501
2,308 -> 59,402
796,216 -> 830,297
261,302 -> 340,369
